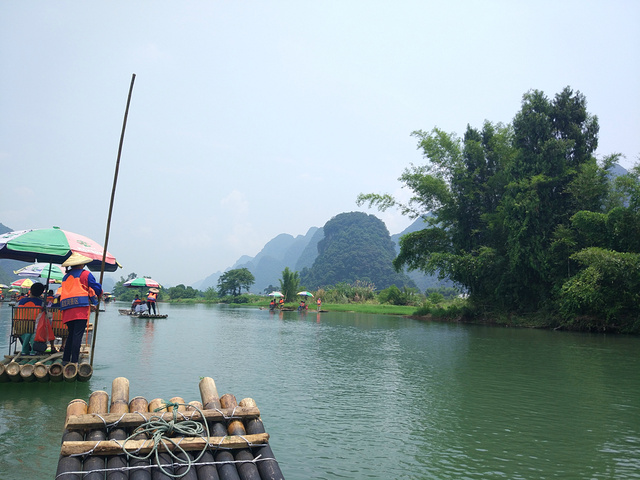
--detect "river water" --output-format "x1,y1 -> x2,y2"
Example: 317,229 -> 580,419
0,302 -> 639,479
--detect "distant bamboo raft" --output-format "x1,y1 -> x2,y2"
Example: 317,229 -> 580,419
56,376 -> 285,479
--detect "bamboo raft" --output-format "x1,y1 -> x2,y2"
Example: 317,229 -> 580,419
56,376 -> 285,479
118,308 -> 168,319
1,350 -> 93,383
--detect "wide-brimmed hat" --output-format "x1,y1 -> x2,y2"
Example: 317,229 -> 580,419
149,288 -> 160,293
62,252 -> 93,267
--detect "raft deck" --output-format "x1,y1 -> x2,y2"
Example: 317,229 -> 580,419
56,377 -> 285,479
3,306 -> 93,383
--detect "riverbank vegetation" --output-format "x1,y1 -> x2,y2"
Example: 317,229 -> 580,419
358,87 -> 640,334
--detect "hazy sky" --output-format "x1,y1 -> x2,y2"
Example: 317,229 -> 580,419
2,1 -> 639,287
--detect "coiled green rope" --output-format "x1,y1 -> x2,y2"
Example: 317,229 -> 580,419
121,401 -> 211,478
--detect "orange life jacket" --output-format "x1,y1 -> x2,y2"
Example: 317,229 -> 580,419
60,270 -> 98,310
147,292 -> 157,302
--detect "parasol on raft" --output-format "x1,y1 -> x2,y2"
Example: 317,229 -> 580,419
0,227 -> 119,272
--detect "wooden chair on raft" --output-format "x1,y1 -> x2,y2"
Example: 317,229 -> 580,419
9,306 -> 68,355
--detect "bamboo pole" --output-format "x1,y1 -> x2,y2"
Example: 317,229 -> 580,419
49,358 -> 63,382
239,397 -> 285,480
220,394 -> 261,480
91,73 -> 136,367
108,377 -> 130,480
63,362 -> 78,382
60,434 -> 270,456
83,391 -> 109,480
129,396 -> 152,480
199,377 -> 228,480
56,399 -> 88,480
19,361 -> 36,382
64,406 -> 260,430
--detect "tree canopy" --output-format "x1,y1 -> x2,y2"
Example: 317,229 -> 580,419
217,268 -> 255,296
358,87 -> 640,331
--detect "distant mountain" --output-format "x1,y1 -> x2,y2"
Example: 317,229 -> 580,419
193,162 -> 632,294
193,216 -> 450,294
195,227 -> 320,293
301,212 -> 415,290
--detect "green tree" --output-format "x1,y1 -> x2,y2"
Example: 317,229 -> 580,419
279,267 -> 300,302
217,268 -> 255,296
358,86 -> 608,315
167,284 -> 198,299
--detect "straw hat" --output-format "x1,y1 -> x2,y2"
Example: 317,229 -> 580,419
149,288 -> 160,293
62,252 -> 93,267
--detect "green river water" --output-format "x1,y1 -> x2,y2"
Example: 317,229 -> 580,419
0,302 -> 639,479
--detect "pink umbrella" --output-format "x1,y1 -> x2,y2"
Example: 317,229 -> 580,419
123,277 -> 161,288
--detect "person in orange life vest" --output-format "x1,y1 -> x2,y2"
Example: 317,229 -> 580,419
316,297 -> 322,312
279,297 -> 284,308
17,282 -> 47,354
131,294 -> 143,313
147,288 -> 158,315
60,254 -> 102,364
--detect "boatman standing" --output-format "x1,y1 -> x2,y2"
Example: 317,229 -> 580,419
147,288 -> 158,315
60,253 -> 102,365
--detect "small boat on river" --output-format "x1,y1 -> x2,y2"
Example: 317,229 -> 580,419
118,308 -> 168,319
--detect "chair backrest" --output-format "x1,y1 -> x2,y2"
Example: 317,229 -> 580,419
11,306 -> 41,336
50,308 -> 67,338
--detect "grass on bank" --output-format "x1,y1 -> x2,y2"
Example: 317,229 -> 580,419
162,295 -> 640,333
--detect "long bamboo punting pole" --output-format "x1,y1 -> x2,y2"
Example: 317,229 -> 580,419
220,394 -> 261,480
56,399 -> 88,480
83,390 -> 109,480
91,73 -> 136,367
239,398 -> 285,480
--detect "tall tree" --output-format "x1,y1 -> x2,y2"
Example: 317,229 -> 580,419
217,268 -> 255,296
279,267 -> 300,302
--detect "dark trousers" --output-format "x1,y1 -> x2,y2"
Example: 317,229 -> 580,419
147,301 -> 156,314
63,319 -> 87,363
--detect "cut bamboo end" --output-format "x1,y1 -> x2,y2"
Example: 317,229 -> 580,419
58,376 -> 283,479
